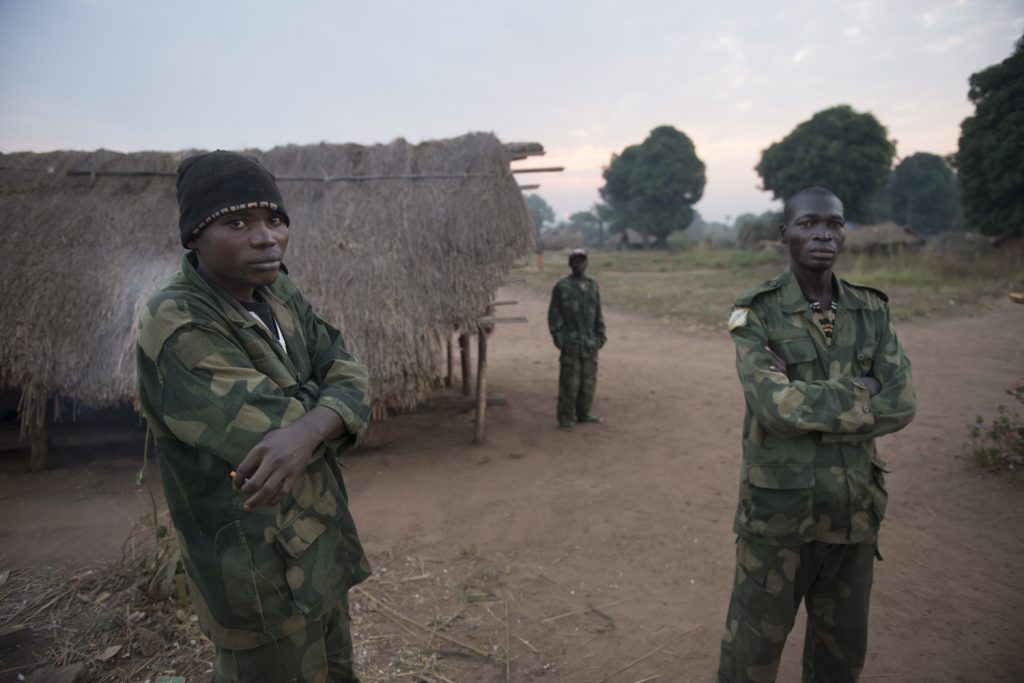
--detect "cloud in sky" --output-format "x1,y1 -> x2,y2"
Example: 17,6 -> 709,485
0,0 -> 1021,222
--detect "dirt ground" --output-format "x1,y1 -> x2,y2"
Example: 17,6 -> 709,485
2,283 -> 1023,682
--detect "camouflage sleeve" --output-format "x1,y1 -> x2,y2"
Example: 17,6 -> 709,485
594,284 -> 607,348
300,306 -> 371,454
153,325 -> 322,467
732,308 -> 875,437
822,304 -> 916,443
548,283 -> 564,349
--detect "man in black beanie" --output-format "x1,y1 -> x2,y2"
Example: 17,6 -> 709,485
137,150 -> 372,682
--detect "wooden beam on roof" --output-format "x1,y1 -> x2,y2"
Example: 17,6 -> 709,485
518,184 -> 540,190
505,142 -> 545,160
512,166 -> 565,174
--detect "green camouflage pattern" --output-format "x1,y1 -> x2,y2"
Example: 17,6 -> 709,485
728,271 -> 916,546
136,253 -> 372,650
718,538 -> 875,683
214,593 -> 358,683
558,354 -> 598,423
548,274 -> 606,358
549,274 -> 606,422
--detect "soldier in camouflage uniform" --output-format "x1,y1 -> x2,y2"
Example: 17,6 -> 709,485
717,187 -> 916,683
548,249 -> 607,430
136,151 -> 372,683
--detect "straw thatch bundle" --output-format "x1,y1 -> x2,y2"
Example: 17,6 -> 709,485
844,222 -> 925,254
0,133 -> 533,429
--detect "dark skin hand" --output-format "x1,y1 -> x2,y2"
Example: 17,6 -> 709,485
764,345 -> 881,396
232,406 -> 346,509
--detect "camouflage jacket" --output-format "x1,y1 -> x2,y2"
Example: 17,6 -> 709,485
728,270 -> 916,546
136,253 -> 372,650
548,275 -> 607,358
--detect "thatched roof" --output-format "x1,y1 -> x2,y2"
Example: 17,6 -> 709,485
925,231 -> 994,255
843,222 -> 925,252
608,228 -> 655,248
539,228 -> 584,251
0,133 -> 533,427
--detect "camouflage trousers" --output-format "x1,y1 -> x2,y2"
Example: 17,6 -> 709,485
214,592 -> 359,683
717,537 -> 876,683
557,352 -> 598,423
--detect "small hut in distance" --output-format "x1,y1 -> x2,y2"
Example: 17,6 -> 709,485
608,227 -> 655,250
0,133 -> 539,469
843,222 -> 925,254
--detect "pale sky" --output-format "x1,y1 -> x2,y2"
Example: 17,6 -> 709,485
1,0 -> 1021,222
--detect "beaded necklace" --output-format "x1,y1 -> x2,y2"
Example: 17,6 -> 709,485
807,298 -> 838,346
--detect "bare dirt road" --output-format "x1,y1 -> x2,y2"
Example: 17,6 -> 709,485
2,283 -> 1022,682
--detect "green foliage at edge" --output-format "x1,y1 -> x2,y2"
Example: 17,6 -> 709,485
957,33 -> 1024,237
756,104 -> 895,222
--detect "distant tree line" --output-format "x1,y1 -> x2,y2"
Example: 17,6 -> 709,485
754,33 -> 1021,237
532,33 -> 1021,248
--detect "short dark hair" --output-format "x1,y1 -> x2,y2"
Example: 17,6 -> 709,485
782,187 -> 841,224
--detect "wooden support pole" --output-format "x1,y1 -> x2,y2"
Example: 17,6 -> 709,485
459,333 -> 472,396
478,316 -> 529,325
474,319 -> 492,445
504,142 -> 545,160
445,335 -> 454,388
511,166 -> 565,174
28,420 -> 47,472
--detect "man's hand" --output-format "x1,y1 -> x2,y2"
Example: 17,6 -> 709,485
861,376 -> 882,397
764,345 -> 788,377
232,406 -> 346,510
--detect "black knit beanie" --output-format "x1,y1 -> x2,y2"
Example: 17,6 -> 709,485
176,150 -> 290,248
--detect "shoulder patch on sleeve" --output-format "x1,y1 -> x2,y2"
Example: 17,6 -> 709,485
728,307 -> 751,331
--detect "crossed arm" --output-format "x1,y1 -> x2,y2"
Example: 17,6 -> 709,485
154,310 -> 370,510
733,306 -> 915,441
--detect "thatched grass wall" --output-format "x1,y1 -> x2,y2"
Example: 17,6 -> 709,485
0,133 -> 533,428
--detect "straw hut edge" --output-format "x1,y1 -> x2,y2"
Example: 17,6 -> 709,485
0,132 -> 534,431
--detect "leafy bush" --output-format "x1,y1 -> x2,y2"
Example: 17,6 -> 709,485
967,380 -> 1024,473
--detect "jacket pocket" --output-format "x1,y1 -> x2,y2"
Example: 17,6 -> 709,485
273,492 -> 348,614
773,336 -> 818,366
856,342 -> 876,376
212,521 -> 263,621
739,463 -> 815,540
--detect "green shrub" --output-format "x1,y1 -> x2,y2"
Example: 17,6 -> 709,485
966,380 -> 1024,473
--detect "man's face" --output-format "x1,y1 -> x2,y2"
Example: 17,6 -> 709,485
780,194 -> 845,273
570,256 -> 588,277
186,207 -> 289,301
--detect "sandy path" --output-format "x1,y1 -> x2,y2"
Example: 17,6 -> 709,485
348,284 -> 1024,682
1,283 -> 1022,681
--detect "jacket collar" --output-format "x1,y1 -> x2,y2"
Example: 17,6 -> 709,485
779,269 -> 866,313
181,252 -> 265,329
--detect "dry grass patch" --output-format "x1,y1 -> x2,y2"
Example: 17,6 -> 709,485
519,248 -> 1022,328
0,545 -> 560,683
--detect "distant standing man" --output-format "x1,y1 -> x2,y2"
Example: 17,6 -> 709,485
548,248 -> 607,430
137,151 -> 372,683
718,187 -> 916,682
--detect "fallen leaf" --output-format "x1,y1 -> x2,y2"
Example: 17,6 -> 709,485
96,644 -> 122,661
94,592 -> 111,604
